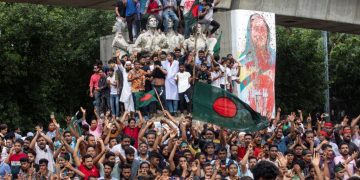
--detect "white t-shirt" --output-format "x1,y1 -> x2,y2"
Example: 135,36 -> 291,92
204,3 -> 214,21
334,155 -> 355,180
107,75 -> 118,95
111,144 -> 138,163
175,71 -> 191,93
35,143 -> 55,172
211,71 -> 221,88
219,65 -> 231,85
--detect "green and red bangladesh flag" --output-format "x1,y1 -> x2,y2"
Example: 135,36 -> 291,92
134,90 -> 157,109
192,83 -> 268,131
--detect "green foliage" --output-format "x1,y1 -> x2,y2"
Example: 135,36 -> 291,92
275,27 -> 326,113
0,2 -> 113,130
329,33 -> 360,116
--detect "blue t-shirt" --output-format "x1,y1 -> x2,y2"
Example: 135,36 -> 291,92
0,162 -> 11,177
126,0 -> 137,16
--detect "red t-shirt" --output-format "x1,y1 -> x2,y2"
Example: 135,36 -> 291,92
79,163 -> 100,180
147,0 -> 160,15
123,126 -> 140,148
9,152 -> 27,175
237,146 -> 261,160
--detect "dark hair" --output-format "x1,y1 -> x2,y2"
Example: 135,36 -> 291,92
321,144 -> 332,151
174,48 -> 181,52
248,156 -> 257,162
125,147 -> 135,155
27,149 -> 37,157
105,151 -> 116,159
104,161 -> 115,169
15,139 -> 24,145
213,63 -> 220,68
244,133 -> 253,138
0,124 -> 8,131
122,134 -> 131,141
86,145 -> 96,151
140,161 -> 150,168
218,147 -> 227,154
269,145 -> 278,150
85,134 -> 95,141
240,176 -> 253,180
20,157 -> 29,163
58,153 -> 71,161
39,158 -> 49,165
227,162 -> 238,169
25,136 -> 33,142
108,68 -> 114,72
63,131 -> 71,136
339,142 -> 349,149
128,118 -> 136,124
167,52 -> 175,59
149,151 -> 161,159
252,161 -> 280,180
121,163 -> 132,170
198,50 -> 205,54
82,154 -> 93,161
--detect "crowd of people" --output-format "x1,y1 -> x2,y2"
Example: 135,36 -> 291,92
1,48 -> 360,179
115,0 -> 221,42
0,0 -> 360,180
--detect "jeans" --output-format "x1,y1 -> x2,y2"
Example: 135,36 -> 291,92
166,100 -> 178,114
126,14 -> 137,42
93,91 -> 101,115
153,85 -> 166,111
100,92 -> 110,114
163,10 -> 179,32
179,88 -> 192,113
110,94 -> 120,117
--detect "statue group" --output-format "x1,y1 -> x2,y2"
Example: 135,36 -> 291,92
112,15 -> 218,56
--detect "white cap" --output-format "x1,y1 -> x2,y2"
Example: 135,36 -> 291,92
238,132 -> 246,136
26,132 -> 34,137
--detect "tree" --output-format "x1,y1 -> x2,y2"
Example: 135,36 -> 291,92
275,27 -> 326,114
0,2 -> 114,129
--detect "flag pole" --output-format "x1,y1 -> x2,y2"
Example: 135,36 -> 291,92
153,87 -> 165,111
191,1 -> 200,116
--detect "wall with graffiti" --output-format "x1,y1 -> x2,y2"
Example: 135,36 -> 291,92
231,10 -> 276,117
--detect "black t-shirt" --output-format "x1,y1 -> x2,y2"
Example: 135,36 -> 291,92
142,65 -> 152,91
152,64 -> 166,79
116,1 -> 126,18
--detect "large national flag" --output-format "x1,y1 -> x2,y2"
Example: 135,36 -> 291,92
184,0 -> 200,29
192,83 -> 268,131
134,90 -> 157,109
213,31 -> 222,56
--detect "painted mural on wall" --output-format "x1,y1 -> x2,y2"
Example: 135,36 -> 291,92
231,10 -> 276,117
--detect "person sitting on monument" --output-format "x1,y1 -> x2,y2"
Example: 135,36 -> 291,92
144,0 -> 163,29
162,0 -> 179,33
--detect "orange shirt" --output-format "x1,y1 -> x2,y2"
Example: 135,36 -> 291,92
128,69 -> 145,92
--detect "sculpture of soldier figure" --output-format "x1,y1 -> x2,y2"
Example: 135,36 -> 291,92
183,24 -> 208,53
112,17 -> 130,56
130,15 -> 169,54
165,18 -> 185,53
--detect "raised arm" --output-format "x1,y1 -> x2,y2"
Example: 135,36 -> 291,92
169,140 -> 180,172
65,162 -> 85,178
138,120 -> 153,143
93,139 -> 106,165
29,131 -> 40,150
351,114 -> 360,127
40,132 -> 55,151
153,129 -> 164,152
73,136 -> 85,167
240,145 -> 252,174
311,153 -> 321,180
136,110 -> 145,128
